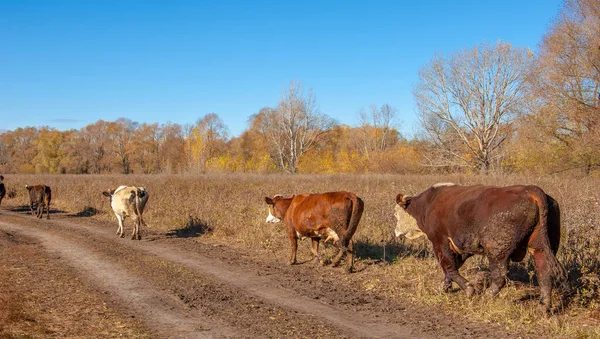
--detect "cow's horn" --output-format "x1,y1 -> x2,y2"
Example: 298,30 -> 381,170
395,193 -> 404,205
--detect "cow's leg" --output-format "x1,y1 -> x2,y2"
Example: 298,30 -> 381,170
131,215 -> 141,240
287,231 -> 298,265
37,203 -> 43,218
46,201 -> 50,219
116,214 -> 125,238
29,202 -> 34,215
532,249 -> 553,311
486,256 -> 509,297
331,247 -> 344,267
436,244 -> 474,297
310,238 -> 322,264
331,233 -> 350,268
443,254 -> 470,291
344,240 -> 354,273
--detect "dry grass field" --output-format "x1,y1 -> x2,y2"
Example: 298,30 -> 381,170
2,173 -> 600,337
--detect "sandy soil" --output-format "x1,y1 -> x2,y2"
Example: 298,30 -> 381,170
0,206 -> 519,338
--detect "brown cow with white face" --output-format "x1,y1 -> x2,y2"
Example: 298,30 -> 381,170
102,186 -> 149,240
394,183 -> 565,311
265,191 -> 364,273
25,184 -> 52,219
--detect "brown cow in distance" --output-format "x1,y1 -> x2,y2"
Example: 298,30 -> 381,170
25,184 -> 52,219
0,175 -> 5,206
265,191 -> 364,273
394,183 -> 566,311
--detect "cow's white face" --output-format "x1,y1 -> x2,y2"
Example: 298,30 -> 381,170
394,204 -> 424,239
266,206 -> 281,223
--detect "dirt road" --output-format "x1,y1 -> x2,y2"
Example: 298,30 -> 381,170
0,208 -> 512,338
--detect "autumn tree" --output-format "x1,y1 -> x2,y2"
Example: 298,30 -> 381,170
129,123 -> 160,174
158,122 -> 187,174
0,127 -> 40,173
185,113 -> 229,172
358,104 -> 400,158
228,113 -> 276,172
414,41 -> 533,173
259,81 -> 335,173
521,0 -> 600,174
32,128 -> 65,173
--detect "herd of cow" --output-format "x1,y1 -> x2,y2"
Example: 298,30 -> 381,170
0,175 -> 567,311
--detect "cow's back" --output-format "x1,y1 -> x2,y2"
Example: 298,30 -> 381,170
420,185 -> 537,230
287,191 -> 357,236
110,186 -> 148,216
28,185 -> 46,203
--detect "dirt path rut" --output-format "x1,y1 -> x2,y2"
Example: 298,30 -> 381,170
0,208 -> 511,338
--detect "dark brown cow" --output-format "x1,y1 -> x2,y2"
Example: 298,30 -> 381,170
25,184 -> 52,219
394,183 -> 566,311
0,175 -> 5,206
264,191 -> 364,273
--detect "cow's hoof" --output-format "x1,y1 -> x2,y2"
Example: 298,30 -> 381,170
442,281 -> 452,293
485,286 -> 500,298
538,302 -> 553,315
119,234 -> 125,238
465,285 -> 475,298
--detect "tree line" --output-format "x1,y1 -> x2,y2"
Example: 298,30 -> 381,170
1,0 -> 598,176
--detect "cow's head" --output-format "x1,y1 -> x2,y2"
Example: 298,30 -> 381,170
264,195 -> 290,223
25,184 -> 32,191
394,193 -> 424,239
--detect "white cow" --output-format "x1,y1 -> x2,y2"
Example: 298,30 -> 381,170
102,186 -> 149,240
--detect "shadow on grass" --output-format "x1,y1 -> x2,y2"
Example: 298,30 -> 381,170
69,206 -> 101,218
165,216 -> 212,238
354,237 -> 433,263
9,205 -> 68,215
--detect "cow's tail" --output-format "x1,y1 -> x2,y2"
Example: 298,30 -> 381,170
134,188 -> 147,227
133,189 -> 142,225
531,188 -> 567,286
342,193 -> 364,250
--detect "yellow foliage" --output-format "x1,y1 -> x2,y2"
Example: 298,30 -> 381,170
19,163 -> 36,174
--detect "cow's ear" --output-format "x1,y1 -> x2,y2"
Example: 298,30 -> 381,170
396,193 -> 411,209
264,197 -> 274,205
102,191 -> 111,197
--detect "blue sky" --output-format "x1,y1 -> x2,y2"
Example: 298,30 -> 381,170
1,0 -> 562,138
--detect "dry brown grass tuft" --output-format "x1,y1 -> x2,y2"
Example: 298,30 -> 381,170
2,173 -> 600,337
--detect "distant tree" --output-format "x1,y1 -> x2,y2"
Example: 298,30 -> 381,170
523,0 -> 600,174
186,113 -> 229,172
32,128 -> 65,173
358,104 -> 400,158
107,118 -> 138,174
80,120 -> 113,173
158,122 -> 187,174
130,123 -> 160,174
258,81 -> 335,173
0,127 -> 39,173
414,41 -> 533,173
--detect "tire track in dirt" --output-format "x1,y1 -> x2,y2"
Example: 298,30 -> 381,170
0,211 -> 428,338
63,221 -> 419,338
0,220 -> 237,339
